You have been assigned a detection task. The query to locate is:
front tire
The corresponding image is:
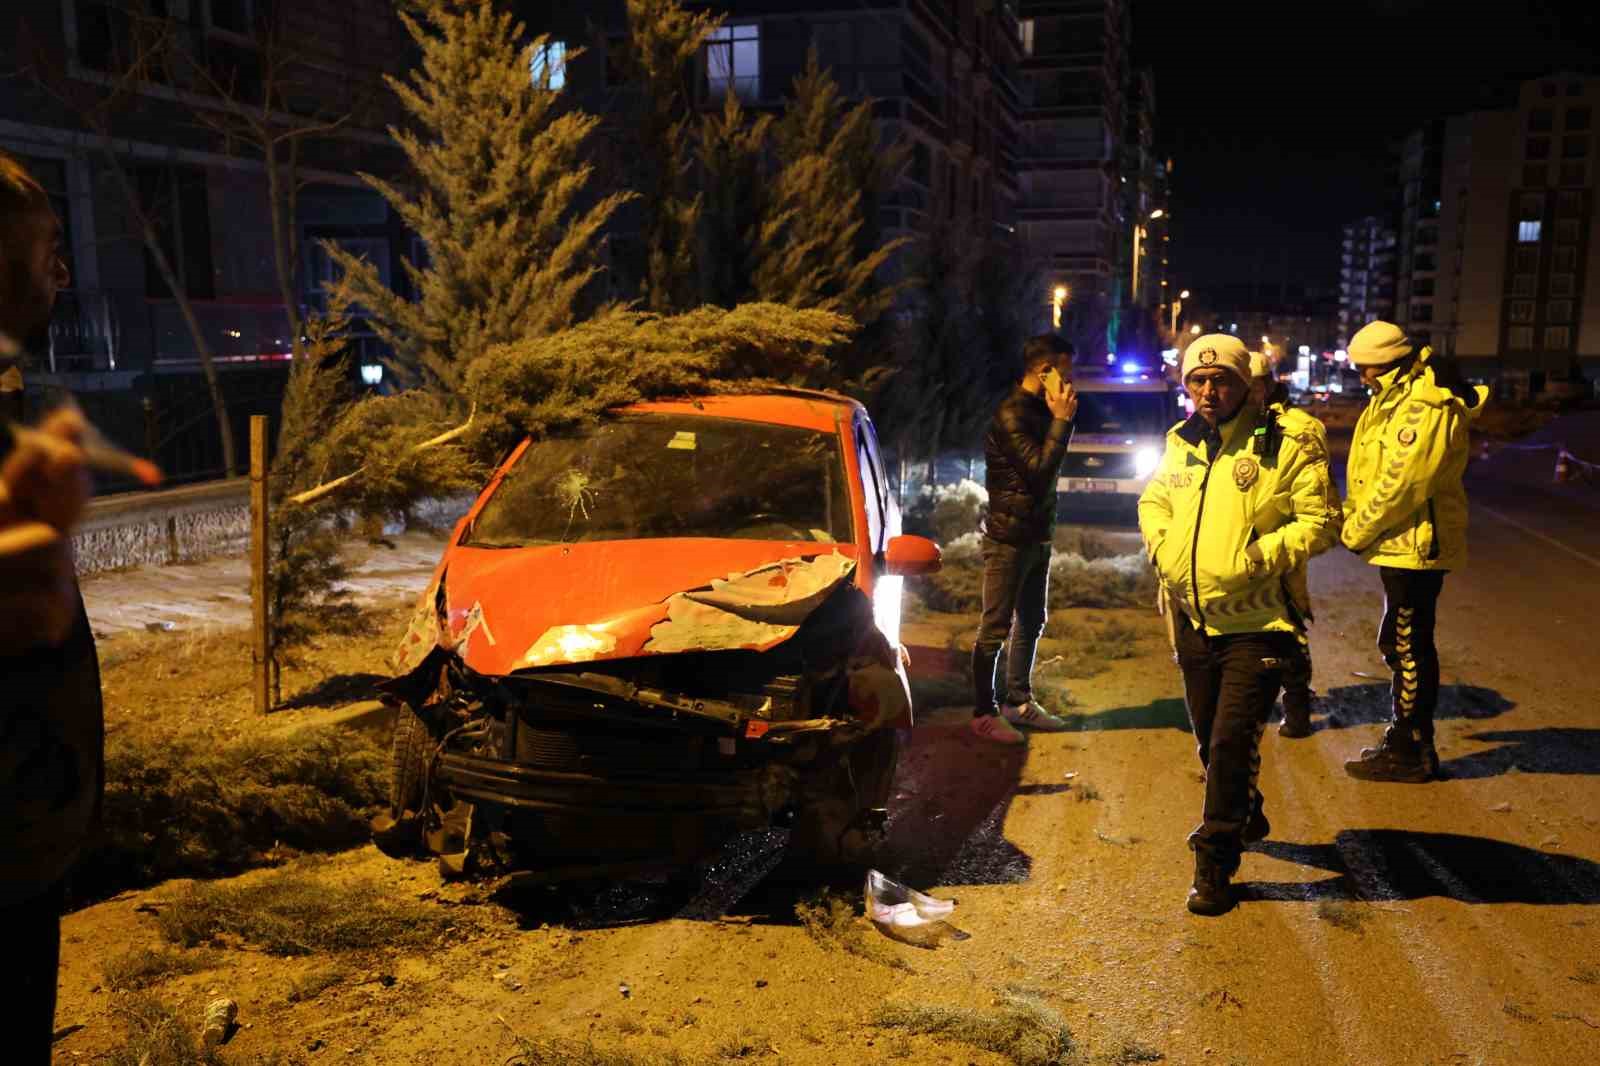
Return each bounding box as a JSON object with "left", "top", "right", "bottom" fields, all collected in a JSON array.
[{"left": 389, "top": 701, "right": 432, "bottom": 818}]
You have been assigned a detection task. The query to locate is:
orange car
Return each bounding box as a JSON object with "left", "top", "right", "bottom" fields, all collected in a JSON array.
[{"left": 379, "top": 389, "right": 941, "bottom": 881}]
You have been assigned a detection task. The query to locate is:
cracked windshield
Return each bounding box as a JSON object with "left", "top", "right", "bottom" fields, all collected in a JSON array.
[{"left": 465, "top": 414, "right": 854, "bottom": 546}]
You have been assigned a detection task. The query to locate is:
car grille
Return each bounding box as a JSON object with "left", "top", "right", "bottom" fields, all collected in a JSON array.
[
  {"left": 514, "top": 724, "right": 706, "bottom": 774},
  {"left": 1061, "top": 452, "right": 1137, "bottom": 479}
]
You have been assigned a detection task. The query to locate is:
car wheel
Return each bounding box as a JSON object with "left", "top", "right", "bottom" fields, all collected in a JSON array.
[
  {"left": 783, "top": 728, "right": 901, "bottom": 876},
  {"left": 389, "top": 701, "right": 434, "bottom": 818}
]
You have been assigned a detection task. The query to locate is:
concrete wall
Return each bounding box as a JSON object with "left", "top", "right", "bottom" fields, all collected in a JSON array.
[{"left": 71, "top": 481, "right": 472, "bottom": 576}]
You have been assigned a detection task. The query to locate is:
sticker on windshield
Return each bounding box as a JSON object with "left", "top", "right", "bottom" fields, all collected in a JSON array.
[{"left": 667, "top": 431, "right": 697, "bottom": 450}]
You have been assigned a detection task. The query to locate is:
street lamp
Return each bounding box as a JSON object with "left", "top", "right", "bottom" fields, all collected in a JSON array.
[
  {"left": 1190, "top": 324, "right": 1201, "bottom": 335},
  {"left": 1051, "top": 285, "right": 1068, "bottom": 329},
  {"left": 1170, "top": 289, "right": 1190, "bottom": 337}
]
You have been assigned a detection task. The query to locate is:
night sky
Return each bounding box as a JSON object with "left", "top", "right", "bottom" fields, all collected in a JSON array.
[{"left": 1135, "top": 0, "right": 1600, "bottom": 295}]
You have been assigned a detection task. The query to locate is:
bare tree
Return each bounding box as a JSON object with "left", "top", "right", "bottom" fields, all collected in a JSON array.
[{"left": 19, "top": 7, "right": 240, "bottom": 474}]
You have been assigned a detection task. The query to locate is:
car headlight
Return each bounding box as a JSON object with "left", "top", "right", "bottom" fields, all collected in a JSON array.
[{"left": 1134, "top": 447, "right": 1160, "bottom": 480}]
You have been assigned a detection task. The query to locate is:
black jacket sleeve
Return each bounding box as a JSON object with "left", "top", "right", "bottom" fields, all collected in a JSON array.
[{"left": 993, "top": 405, "right": 1072, "bottom": 496}]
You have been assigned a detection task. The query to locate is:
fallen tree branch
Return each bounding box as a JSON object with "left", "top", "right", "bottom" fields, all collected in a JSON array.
[{"left": 283, "top": 404, "right": 475, "bottom": 508}]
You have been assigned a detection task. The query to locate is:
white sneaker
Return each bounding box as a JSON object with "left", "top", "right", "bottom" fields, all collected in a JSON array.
[
  {"left": 1001, "top": 700, "right": 1071, "bottom": 732},
  {"left": 969, "top": 713, "right": 1027, "bottom": 745}
]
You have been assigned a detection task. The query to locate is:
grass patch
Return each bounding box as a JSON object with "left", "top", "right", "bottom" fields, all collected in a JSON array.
[
  {"left": 156, "top": 866, "right": 460, "bottom": 956},
  {"left": 1106, "top": 1042, "right": 1165, "bottom": 1063},
  {"left": 795, "top": 890, "right": 911, "bottom": 972},
  {"left": 103, "top": 994, "right": 303, "bottom": 1066},
  {"left": 1314, "top": 901, "right": 1369, "bottom": 933},
  {"left": 102, "top": 947, "right": 219, "bottom": 992},
  {"left": 503, "top": 1034, "right": 690, "bottom": 1066},
  {"left": 73, "top": 729, "right": 388, "bottom": 907},
  {"left": 715, "top": 1028, "right": 774, "bottom": 1059},
  {"left": 874, "top": 991, "right": 1076, "bottom": 1066},
  {"left": 1571, "top": 965, "right": 1600, "bottom": 986},
  {"left": 286, "top": 966, "right": 348, "bottom": 1003}
]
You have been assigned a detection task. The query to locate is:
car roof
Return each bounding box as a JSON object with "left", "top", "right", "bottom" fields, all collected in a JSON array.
[{"left": 620, "top": 390, "right": 863, "bottom": 434}]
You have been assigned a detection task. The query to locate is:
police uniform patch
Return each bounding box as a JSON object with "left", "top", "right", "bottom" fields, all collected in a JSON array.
[
  {"left": 1232, "top": 457, "right": 1259, "bottom": 491},
  {"left": 1198, "top": 348, "right": 1217, "bottom": 366},
  {"left": 1397, "top": 426, "right": 1417, "bottom": 446}
]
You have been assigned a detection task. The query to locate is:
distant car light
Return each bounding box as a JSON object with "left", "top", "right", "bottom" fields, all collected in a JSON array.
[{"left": 1134, "top": 447, "right": 1160, "bottom": 479}]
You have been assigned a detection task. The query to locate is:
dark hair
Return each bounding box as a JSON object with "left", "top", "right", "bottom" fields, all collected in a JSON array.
[
  {"left": 1022, "top": 333, "right": 1074, "bottom": 376},
  {"left": 0, "top": 152, "right": 49, "bottom": 225}
]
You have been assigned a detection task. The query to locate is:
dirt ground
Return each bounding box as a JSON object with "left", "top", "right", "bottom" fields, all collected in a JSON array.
[{"left": 55, "top": 479, "right": 1600, "bottom": 1064}]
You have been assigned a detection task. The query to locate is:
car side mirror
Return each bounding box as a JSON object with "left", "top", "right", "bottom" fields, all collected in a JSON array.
[{"left": 884, "top": 534, "right": 942, "bottom": 577}]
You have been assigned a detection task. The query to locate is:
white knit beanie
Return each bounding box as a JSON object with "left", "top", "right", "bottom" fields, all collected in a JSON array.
[
  {"left": 1248, "top": 351, "right": 1269, "bottom": 379},
  {"left": 1348, "top": 321, "right": 1413, "bottom": 367},
  {"left": 1181, "top": 334, "right": 1251, "bottom": 387}
]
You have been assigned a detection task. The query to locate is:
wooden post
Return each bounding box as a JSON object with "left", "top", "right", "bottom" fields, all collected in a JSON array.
[{"left": 250, "top": 415, "right": 271, "bottom": 714}]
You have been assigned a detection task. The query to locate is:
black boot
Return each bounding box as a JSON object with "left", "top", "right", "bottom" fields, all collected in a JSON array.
[
  {"left": 1346, "top": 729, "right": 1432, "bottom": 783},
  {"left": 1242, "top": 802, "right": 1270, "bottom": 845},
  {"left": 1278, "top": 696, "right": 1313, "bottom": 739},
  {"left": 1187, "top": 850, "right": 1236, "bottom": 916}
]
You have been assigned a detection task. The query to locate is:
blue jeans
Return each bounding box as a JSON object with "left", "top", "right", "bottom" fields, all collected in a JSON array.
[{"left": 972, "top": 538, "right": 1052, "bottom": 715}]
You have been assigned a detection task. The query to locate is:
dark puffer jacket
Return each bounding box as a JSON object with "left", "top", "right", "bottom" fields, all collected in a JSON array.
[{"left": 982, "top": 386, "right": 1073, "bottom": 546}]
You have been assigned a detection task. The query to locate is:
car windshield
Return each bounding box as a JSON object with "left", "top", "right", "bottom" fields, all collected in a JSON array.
[
  {"left": 1072, "top": 391, "right": 1175, "bottom": 435},
  {"left": 465, "top": 413, "right": 855, "bottom": 547}
]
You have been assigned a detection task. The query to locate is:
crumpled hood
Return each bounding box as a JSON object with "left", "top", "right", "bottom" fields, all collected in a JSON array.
[{"left": 393, "top": 540, "right": 859, "bottom": 677}]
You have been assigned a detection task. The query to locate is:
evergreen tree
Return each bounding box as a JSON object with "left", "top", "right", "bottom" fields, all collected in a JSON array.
[
  {"left": 266, "top": 296, "right": 364, "bottom": 706},
  {"left": 753, "top": 50, "right": 909, "bottom": 329},
  {"left": 621, "top": 0, "right": 720, "bottom": 313},
  {"left": 327, "top": 0, "right": 631, "bottom": 390},
  {"left": 696, "top": 89, "right": 772, "bottom": 308}
]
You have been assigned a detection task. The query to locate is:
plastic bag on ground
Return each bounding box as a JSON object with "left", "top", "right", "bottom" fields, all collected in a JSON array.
[{"left": 865, "top": 869, "right": 955, "bottom": 931}]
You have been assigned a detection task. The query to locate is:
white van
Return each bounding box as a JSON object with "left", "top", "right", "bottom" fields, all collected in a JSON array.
[{"left": 1057, "top": 372, "right": 1184, "bottom": 520}]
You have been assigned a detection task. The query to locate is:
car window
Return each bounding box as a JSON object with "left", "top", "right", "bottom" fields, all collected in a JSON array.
[
  {"left": 857, "top": 416, "right": 897, "bottom": 545},
  {"left": 465, "top": 413, "right": 855, "bottom": 547},
  {"left": 1072, "top": 392, "right": 1174, "bottom": 435}
]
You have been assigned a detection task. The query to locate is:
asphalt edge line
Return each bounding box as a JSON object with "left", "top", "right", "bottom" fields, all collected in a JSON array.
[{"left": 1476, "top": 503, "right": 1600, "bottom": 570}]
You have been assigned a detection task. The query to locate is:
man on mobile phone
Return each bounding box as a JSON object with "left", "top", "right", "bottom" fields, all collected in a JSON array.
[{"left": 970, "top": 333, "right": 1078, "bottom": 744}]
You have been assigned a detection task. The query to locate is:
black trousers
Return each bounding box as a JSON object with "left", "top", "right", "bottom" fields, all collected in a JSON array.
[
  {"left": 1281, "top": 628, "right": 1313, "bottom": 717},
  {"left": 1175, "top": 622, "right": 1293, "bottom": 868},
  {"left": 972, "top": 538, "right": 1052, "bottom": 715},
  {"left": 1378, "top": 567, "right": 1447, "bottom": 751},
  {"left": 1, "top": 881, "right": 63, "bottom": 1064}
]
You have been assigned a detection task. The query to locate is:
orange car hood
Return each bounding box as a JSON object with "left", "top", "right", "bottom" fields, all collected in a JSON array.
[{"left": 393, "top": 539, "right": 861, "bottom": 677}]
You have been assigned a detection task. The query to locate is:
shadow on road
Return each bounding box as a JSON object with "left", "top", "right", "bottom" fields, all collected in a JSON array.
[
  {"left": 1067, "top": 697, "right": 1191, "bottom": 732},
  {"left": 1312, "top": 682, "right": 1515, "bottom": 732},
  {"left": 878, "top": 724, "right": 1032, "bottom": 889},
  {"left": 1242, "top": 830, "right": 1600, "bottom": 905},
  {"left": 274, "top": 671, "right": 388, "bottom": 711},
  {"left": 1439, "top": 728, "right": 1600, "bottom": 779}
]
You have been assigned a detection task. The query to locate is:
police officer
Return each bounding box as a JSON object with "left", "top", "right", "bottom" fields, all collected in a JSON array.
[
  {"left": 1140, "top": 335, "right": 1340, "bottom": 915},
  {"left": 1248, "top": 352, "right": 1331, "bottom": 739},
  {"left": 1341, "top": 321, "right": 1487, "bottom": 783}
]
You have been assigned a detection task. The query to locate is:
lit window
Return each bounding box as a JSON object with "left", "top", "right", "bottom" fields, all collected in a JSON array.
[
  {"left": 1517, "top": 220, "right": 1542, "bottom": 243},
  {"left": 531, "top": 40, "right": 566, "bottom": 90},
  {"left": 1508, "top": 326, "right": 1534, "bottom": 350},
  {"left": 707, "top": 23, "right": 760, "bottom": 101},
  {"left": 1545, "top": 326, "right": 1571, "bottom": 350},
  {"left": 1019, "top": 18, "right": 1035, "bottom": 56}
]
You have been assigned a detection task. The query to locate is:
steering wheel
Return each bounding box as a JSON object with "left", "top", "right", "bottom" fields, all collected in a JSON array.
[{"left": 728, "top": 511, "right": 809, "bottom": 539}]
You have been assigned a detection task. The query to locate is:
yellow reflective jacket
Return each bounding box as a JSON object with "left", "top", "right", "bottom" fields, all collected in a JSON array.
[
  {"left": 1342, "top": 353, "right": 1489, "bottom": 571},
  {"left": 1271, "top": 403, "right": 1335, "bottom": 623},
  {"left": 1139, "top": 405, "right": 1341, "bottom": 636}
]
